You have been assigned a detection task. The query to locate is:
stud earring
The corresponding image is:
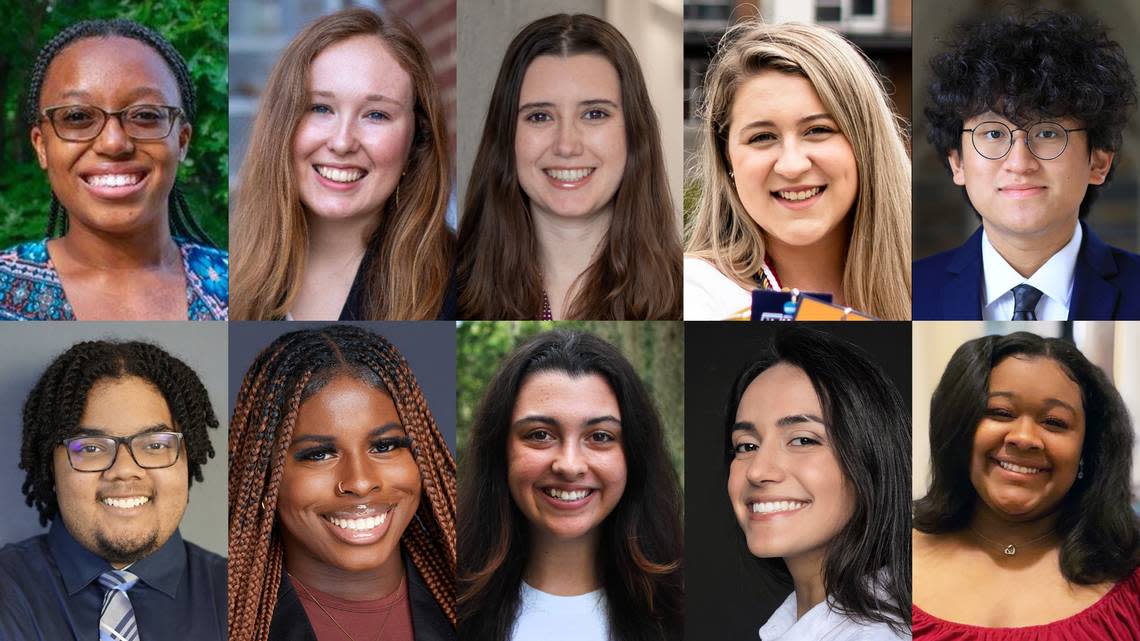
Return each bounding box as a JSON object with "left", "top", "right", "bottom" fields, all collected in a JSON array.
[{"left": 1077, "top": 459, "right": 1084, "bottom": 480}]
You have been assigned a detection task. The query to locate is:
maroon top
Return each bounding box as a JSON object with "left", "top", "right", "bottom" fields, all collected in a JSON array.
[
  {"left": 292, "top": 574, "right": 414, "bottom": 641},
  {"left": 913, "top": 565, "right": 1140, "bottom": 640}
]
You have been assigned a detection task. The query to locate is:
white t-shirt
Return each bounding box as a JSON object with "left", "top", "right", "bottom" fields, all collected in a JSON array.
[
  {"left": 509, "top": 582, "right": 610, "bottom": 641},
  {"left": 758, "top": 592, "right": 910, "bottom": 641}
]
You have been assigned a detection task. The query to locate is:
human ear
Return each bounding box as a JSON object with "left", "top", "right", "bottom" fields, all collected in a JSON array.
[
  {"left": 31, "top": 126, "right": 47, "bottom": 169},
  {"left": 948, "top": 149, "right": 966, "bottom": 186},
  {"left": 1087, "top": 149, "right": 1113, "bottom": 186},
  {"left": 178, "top": 122, "right": 193, "bottom": 162}
]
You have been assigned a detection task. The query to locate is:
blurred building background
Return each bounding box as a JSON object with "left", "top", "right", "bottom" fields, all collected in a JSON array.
[
  {"left": 913, "top": 0, "right": 1140, "bottom": 259},
  {"left": 228, "top": 0, "right": 457, "bottom": 224},
  {"left": 683, "top": 0, "right": 912, "bottom": 156},
  {"left": 913, "top": 321, "right": 1140, "bottom": 514}
]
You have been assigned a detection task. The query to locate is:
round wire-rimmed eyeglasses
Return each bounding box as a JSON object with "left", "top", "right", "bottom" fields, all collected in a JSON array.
[{"left": 962, "top": 121, "right": 1087, "bottom": 161}]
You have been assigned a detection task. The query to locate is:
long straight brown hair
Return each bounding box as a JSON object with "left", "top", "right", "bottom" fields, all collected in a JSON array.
[
  {"left": 457, "top": 14, "right": 682, "bottom": 320},
  {"left": 231, "top": 8, "right": 454, "bottom": 320}
]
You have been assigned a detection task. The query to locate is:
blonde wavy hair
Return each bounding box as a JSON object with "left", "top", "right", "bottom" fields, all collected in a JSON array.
[{"left": 686, "top": 20, "right": 911, "bottom": 320}]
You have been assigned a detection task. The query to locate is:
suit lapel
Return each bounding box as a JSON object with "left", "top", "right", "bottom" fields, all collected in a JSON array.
[
  {"left": 1070, "top": 222, "right": 1119, "bottom": 319},
  {"left": 942, "top": 228, "right": 985, "bottom": 319}
]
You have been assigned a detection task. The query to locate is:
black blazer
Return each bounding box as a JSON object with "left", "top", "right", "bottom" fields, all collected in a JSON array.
[{"left": 267, "top": 559, "right": 455, "bottom": 641}]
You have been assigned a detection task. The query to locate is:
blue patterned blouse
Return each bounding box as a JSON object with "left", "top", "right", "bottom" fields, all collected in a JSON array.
[{"left": 0, "top": 238, "right": 228, "bottom": 320}]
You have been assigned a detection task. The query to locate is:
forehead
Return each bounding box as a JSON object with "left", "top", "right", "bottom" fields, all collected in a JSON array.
[
  {"left": 511, "top": 371, "right": 620, "bottom": 420},
  {"left": 308, "top": 35, "right": 413, "bottom": 104},
  {"left": 988, "top": 355, "right": 1083, "bottom": 414},
  {"left": 736, "top": 363, "right": 821, "bottom": 421},
  {"left": 518, "top": 54, "right": 621, "bottom": 105},
  {"left": 729, "top": 70, "right": 826, "bottom": 129},
  {"left": 79, "top": 376, "right": 174, "bottom": 436},
  {"left": 40, "top": 36, "right": 181, "bottom": 107},
  {"left": 295, "top": 374, "right": 401, "bottom": 437}
]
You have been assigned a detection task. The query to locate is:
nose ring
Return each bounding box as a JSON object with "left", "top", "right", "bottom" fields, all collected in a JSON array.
[{"left": 336, "top": 481, "right": 346, "bottom": 495}]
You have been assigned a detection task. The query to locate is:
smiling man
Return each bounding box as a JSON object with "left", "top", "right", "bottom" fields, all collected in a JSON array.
[
  {"left": 0, "top": 340, "right": 225, "bottom": 641},
  {"left": 913, "top": 9, "right": 1140, "bottom": 320}
]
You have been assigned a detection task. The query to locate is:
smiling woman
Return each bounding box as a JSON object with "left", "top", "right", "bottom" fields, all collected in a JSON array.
[
  {"left": 230, "top": 8, "right": 455, "bottom": 321},
  {"left": 685, "top": 20, "right": 911, "bottom": 320},
  {"left": 457, "top": 331, "right": 682, "bottom": 641},
  {"left": 457, "top": 14, "right": 682, "bottom": 320},
  {"left": 0, "top": 19, "right": 227, "bottom": 320},
  {"left": 227, "top": 325, "right": 456, "bottom": 641},
  {"left": 912, "top": 332, "right": 1140, "bottom": 640}
]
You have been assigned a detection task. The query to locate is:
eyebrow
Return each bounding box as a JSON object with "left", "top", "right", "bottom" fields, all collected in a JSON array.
[
  {"left": 512, "top": 414, "right": 622, "bottom": 428},
  {"left": 988, "top": 391, "right": 1079, "bottom": 415},
  {"left": 290, "top": 422, "right": 404, "bottom": 447},
  {"left": 731, "top": 414, "right": 825, "bottom": 433},
  {"left": 738, "top": 113, "right": 834, "bottom": 131},
  {"left": 518, "top": 99, "right": 621, "bottom": 112},
  {"left": 72, "top": 424, "right": 174, "bottom": 438},
  {"left": 56, "top": 87, "right": 170, "bottom": 103},
  {"left": 310, "top": 90, "right": 403, "bottom": 106}
]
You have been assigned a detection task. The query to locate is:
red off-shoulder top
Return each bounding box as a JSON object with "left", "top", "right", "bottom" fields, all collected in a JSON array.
[{"left": 913, "top": 565, "right": 1140, "bottom": 640}]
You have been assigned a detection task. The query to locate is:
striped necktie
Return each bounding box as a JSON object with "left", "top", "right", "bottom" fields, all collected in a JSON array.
[{"left": 99, "top": 569, "right": 140, "bottom": 641}]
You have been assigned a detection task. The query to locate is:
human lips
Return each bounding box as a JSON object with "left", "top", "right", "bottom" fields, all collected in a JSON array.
[
  {"left": 538, "top": 485, "right": 597, "bottom": 508},
  {"left": 998, "top": 184, "right": 1046, "bottom": 199},
  {"left": 98, "top": 493, "right": 153, "bottom": 511},
  {"left": 79, "top": 165, "right": 151, "bottom": 199},
  {"left": 744, "top": 495, "right": 811, "bottom": 520},
  {"left": 543, "top": 167, "right": 595, "bottom": 189},
  {"left": 313, "top": 163, "right": 368, "bottom": 184},
  {"left": 320, "top": 504, "right": 396, "bottom": 544},
  {"left": 770, "top": 184, "right": 826, "bottom": 209},
  {"left": 990, "top": 456, "right": 1050, "bottom": 476}
]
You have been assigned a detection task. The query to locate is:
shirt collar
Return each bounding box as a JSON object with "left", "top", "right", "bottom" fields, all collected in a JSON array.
[
  {"left": 48, "top": 519, "right": 187, "bottom": 599},
  {"left": 981, "top": 222, "right": 1081, "bottom": 307}
]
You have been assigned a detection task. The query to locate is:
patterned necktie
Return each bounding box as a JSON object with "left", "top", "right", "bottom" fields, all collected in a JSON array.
[
  {"left": 1011, "top": 284, "right": 1043, "bottom": 321},
  {"left": 99, "top": 570, "right": 140, "bottom": 641}
]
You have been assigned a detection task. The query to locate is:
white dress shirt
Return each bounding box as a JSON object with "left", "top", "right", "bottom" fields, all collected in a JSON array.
[
  {"left": 981, "top": 222, "right": 1081, "bottom": 320},
  {"left": 758, "top": 592, "right": 910, "bottom": 641},
  {"left": 684, "top": 256, "right": 780, "bottom": 320}
]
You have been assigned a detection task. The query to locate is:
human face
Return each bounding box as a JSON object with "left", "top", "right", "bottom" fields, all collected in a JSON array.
[
  {"left": 292, "top": 36, "right": 415, "bottom": 224},
  {"left": 31, "top": 37, "right": 191, "bottom": 235},
  {"left": 949, "top": 112, "right": 1113, "bottom": 245},
  {"left": 970, "top": 355, "right": 1085, "bottom": 521},
  {"left": 727, "top": 363, "right": 854, "bottom": 562},
  {"left": 726, "top": 70, "right": 857, "bottom": 250},
  {"left": 507, "top": 371, "right": 627, "bottom": 545},
  {"left": 278, "top": 375, "right": 421, "bottom": 576},
  {"left": 515, "top": 54, "right": 627, "bottom": 221},
  {"left": 52, "top": 377, "right": 189, "bottom": 567}
]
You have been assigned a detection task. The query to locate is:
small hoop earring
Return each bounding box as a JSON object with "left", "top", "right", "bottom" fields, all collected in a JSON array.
[
  {"left": 395, "top": 169, "right": 407, "bottom": 209},
  {"left": 1077, "top": 459, "right": 1085, "bottom": 480}
]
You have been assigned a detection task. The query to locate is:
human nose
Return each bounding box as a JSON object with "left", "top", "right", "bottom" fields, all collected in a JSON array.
[
  {"left": 1004, "top": 416, "right": 1044, "bottom": 451},
  {"left": 744, "top": 441, "right": 786, "bottom": 485},
  {"left": 1001, "top": 130, "right": 1041, "bottom": 172},
  {"left": 553, "top": 120, "right": 583, "bottom": 157},
  {"left": 91, "top": 113, "right": 135, "bottom": 158},
  {"left": 336, "top": 453, "right": 381, "bottom": 496},
  {"left": 551, "top": 441, "right": 587, "bottom": 478},
  {"left": 327, "top": 115, "right": 360, "bottom": 155},
  {"left": 772, "top": 139, "right": 811, "bottom": 179},
  {"left": 102, "top": 441, "right": 145, "bottom": 480}
]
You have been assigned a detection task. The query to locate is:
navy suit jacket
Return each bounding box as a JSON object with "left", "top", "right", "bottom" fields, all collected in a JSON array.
[{"left": 913, "top": 222, "right": 1140, "bottom": 320}]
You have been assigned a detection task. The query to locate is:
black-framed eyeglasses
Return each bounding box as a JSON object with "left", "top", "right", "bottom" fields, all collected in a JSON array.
[
  {"left": 60, "top": 431, "right": 184, "bottom": 472},
  {"left": 962, "top": 121, "right": 1087, "bottom": 161},
  {"left": 40, "top": 104, "right": 183, "bottom": 142}
]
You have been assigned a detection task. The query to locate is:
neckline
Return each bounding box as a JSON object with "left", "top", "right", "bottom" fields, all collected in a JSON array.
[{"left": 913, "top": 566, "right": 1137, "bottom": 632}]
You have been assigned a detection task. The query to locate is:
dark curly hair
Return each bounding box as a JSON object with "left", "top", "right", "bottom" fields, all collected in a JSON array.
[
  {"left": 913, "top": 332, "right": 1140, "bottom": 584},
  {"left": 19, "top": 340, "right": 219, "bottom": 526},
  {"left": 25, "top": 18, "right": 212, "bottom": 243},
  {"left": 925, "top": 9, "right": 1138, "bottom": 218}
]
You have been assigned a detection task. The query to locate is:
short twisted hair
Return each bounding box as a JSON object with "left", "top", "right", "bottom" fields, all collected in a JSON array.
[
  {"left": 19, "top": 340, "right": 218, "bottom": 526},
  {"left": 925, "top": 9, "right": 1137, "bottom": 218},
  {"left": 228, "top": 325, "right": 457, "bottom": 641}
]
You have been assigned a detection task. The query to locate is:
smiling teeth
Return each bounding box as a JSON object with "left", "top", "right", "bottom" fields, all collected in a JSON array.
[
  {"left": 999, "top": 461, "right": 1043, "bottom": 474},
  {"left": 87, "top": 174, "right": 141, "bottom": 188},
  {"left": 103, "top": 496, "right": 149, "bottom": 509},
  {"left": 545, "top": 488, "right": 590, "bottom": 501},
  {"left": 316, "top": 166, "right": 364, "bottom": 183},
  {"left": 328, "top": 513, "right": 387, "bottom": 530},
  {"left": 545, "top": 168, "right": 592, "bottom": 182},
  {"left": 777, "top": 187, "right": 822, "bottom": 201},
  {"left": 751, "top": 500, "right": 808, "bottom": 514}
]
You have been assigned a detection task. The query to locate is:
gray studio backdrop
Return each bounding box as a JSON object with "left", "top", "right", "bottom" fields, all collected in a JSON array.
[
  {"left": 227, "top": 321, "right": 458, "bottom": 452},
  {"left": 0, "top": 323, "right": 228, "bottom": 557}
]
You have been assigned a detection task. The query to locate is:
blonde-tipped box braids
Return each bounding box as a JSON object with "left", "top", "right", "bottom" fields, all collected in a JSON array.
[{"left": 228, "top": 325, "right": 456, "bottom": 641}]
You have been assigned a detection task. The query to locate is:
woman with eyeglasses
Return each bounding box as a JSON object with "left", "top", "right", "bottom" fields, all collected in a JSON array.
[{"left": 0, "top": 19, "right": 227, "bottom": 321}]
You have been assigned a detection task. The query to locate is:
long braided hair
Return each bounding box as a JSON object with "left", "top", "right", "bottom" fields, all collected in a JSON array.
[
  {"left": 25, "top": 18, "right": 213, "bottom": 244},
  {"left": 228, "top": 325, "right": 457, "bottom": 641}
]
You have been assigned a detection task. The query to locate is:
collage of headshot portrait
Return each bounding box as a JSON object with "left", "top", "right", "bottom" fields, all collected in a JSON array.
[{"left": 0, "top": 1, "right": 1137, "bottom": 640}]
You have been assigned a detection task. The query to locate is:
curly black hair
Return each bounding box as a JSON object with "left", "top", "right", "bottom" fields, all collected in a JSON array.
[
  {"left": 925, "top": 9, "right": 1138, "bottom": 218},
  {"left": 19, "top": 340, "right": 219, "bottom": 527},
  {"left": 25, "top": 18, "right": 212, "bottom": 243}
]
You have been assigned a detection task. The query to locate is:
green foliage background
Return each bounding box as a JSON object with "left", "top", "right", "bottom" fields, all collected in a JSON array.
[
  {"left": 456, "top": 321, "right": 685, "bottom": 488},
  {"left": 0, "top": 0, "right": 228, "bottom": 248}
]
